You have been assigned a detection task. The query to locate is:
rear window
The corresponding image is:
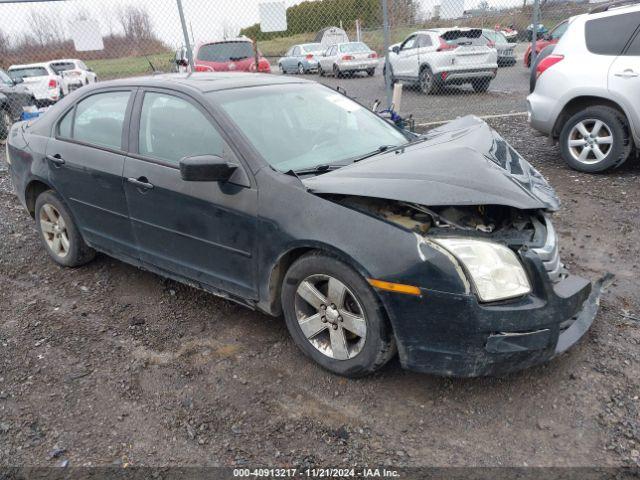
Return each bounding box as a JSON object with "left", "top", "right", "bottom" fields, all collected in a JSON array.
[
  {"left": 301, "top": 43, "right": 323, "bottom": 53},
  {"left": 339, "top": 43, "right": 370, "bottom": 53},
  {"left": 8, "top": 67, "right": 48, "bottom": 79},
  {"left": 50, "top": 62, "right": 76, "bottom": 74},
  {"left": 483, "top": 30, "right": 508, "bottom": 45},
  {"left": 197, "top": 42, "right": 254, "bottom": 62},
  {"left": 585, "top": 12, "right": 640, "bottom": 56},
  {"left": 441, "top": 29, "right": 486, "bottom": 47}
]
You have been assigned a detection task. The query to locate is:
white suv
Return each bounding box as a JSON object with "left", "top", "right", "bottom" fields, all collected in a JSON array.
[
  {"left": 527, "top": 2, "right": 640, "bottom": 172},
  {"left": 385, "top": 28, "right": 498, "bottom": 94}
]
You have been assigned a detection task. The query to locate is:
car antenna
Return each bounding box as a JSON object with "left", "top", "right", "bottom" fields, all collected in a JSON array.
[{"left": 144, "top": 55, "right": 158, "bottom": 74}]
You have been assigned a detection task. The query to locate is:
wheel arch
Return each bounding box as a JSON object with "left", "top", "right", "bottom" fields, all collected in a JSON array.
[
  {"left": 552, "top": 96, "right": 631, "bottom": 141},
  {"left": 261, "top": 242, "right": 377, "bottom": 317},
  {"left": 25, "top": 178, "right": 54, "bottom": 218}
]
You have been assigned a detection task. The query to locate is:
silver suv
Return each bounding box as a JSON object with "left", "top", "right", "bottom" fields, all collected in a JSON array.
[{"left": 527, "top": 2, "right": 640, "bottom": 172}]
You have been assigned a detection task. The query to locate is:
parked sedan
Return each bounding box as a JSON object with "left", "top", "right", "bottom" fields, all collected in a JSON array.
[
  {"left": 278, "top": 43, "right": 324, "bottom": 74},
  {"left": 1, "top": 68, "right": 36, "bottom": 140},
  {"left": 482, "top": 29, "right": 516, "bottom": 66},
  {"left": 48, "top": 59, "right": 98, "bottom": 92},
  {"left": 318, "top": 42, "right": 378, "bottom": 77},
  {"left": 8, "top": 63, "right": 65, "bottom": 106},
  {"left": 7, "top": 73, "right": 607, "bottom": 378}
]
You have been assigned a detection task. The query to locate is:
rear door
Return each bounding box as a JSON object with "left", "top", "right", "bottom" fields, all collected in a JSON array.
[
  {"left": 123, "top": 88, "right": 258, "bottom": 299},
  {"left": 45, "top": 88, "right": 137, "bottom": 258}
]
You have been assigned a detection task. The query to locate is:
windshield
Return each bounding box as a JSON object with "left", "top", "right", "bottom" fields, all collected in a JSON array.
[
  {"left": 340, "top": 42, "right": 370, "bottom": 53},
  {"left": 211, "top": 84, "right": 409, "bottom": 172},
  {"left": 197, "top": 42, "right": 254, "bottom": 62},
  {"left": 50, "top": 62, "right": 76, "bottom": 74},
  {"left": 9, "top": 67, "right": 48, "bottom": 79}
]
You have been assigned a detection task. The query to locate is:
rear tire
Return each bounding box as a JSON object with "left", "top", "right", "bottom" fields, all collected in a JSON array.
[
  {"left": 282, "top": 252, "right": 396, "bottom": 377},
  {"left": 367, "top": 68, "right": 375, "bottom": 77},
  {"left": 383, "top": 64, "right": 396, "bottom": 85},
  {"left": 472, "top": 78, "right": 490, "bottom": 93},
  {"left": 297, "top": 63, "right": 305, "bottom": 75},
  {"left": 35, "top": 190, "right": 95, "bottom": 267},
  {"left": 419, "top": 67, "right": 439, "bottom": 94},
  {"left": 559, "top": 106, "right": 632, "bottom": 173}
]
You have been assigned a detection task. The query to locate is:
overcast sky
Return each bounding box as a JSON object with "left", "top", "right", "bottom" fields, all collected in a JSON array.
[{"left": 0, "top": 0, "right": 517, "bottom": 48}]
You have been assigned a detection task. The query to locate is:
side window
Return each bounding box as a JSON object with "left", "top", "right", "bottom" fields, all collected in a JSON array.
[
  {"left": 417, "top": 35, "right": 432, "bottom": 48},
  {"left": 73, "top": 91, "right": 130, "bottom": 149},
  {"left": 550, "top": 22, "right": 568, "bottom": 40},
  {"left": 138, "top": 92, "right": 227, "bottom": 164},
  {"left": 586, "top": 12, "right": 640, "bottom": 55},
  {"left": 401, "top": 35, "right": 417, "bottom": 50},
  {"left": 57, "top": 109, "right": 73, "bottom": 138},
  {"left": 626, "top": 31, "right": 640, "bottom": 56},
  {"left": 292, "top": 46, "right": 300, "bottom": 56}
]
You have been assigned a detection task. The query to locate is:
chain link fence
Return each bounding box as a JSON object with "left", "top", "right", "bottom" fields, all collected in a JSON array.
[{"left": 0, "top": 0, "right": 598, "bottom": 131}]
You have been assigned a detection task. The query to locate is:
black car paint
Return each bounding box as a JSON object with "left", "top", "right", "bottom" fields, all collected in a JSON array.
[{"left": 8, "top": 73, "right": 603, "bottom": 377}]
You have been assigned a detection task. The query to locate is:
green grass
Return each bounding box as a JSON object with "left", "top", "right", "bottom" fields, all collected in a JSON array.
[{"left": 85, "top": 51, "right": 174, "bottom": 80}]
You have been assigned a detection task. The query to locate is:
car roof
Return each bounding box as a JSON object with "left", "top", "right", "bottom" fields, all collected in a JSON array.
[
  {"left": 48, "top": 59, "right": 80, "bottom": 64},
  {"left": 9, "top": 63, "right": 50, "bottom": 69},
  {"left": 87, "top": 72, "right": 314, "bottom": 93}
]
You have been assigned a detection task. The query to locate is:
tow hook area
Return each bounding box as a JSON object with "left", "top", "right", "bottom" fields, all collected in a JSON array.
[{"left": 485, "top": 272, "right": 614, "bottom": 355}]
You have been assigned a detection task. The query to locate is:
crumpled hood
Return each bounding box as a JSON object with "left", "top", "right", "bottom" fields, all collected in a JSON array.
[{"left": 303, "top": 115, "right": 559, "bottom": 211}]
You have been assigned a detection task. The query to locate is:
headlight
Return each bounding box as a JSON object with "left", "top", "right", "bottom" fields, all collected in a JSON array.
[{"left": 434, "top": 238, "right": 531, "bottom": 302}]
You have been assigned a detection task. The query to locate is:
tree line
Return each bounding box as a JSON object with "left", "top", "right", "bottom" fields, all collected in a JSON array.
[{"left": 240, "top": 0, "right": 419, "bottom": 41}]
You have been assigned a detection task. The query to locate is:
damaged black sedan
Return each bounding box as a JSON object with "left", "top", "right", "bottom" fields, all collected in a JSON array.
[{"left": 7, "top": 73, "right": 607, "bottom": 377}]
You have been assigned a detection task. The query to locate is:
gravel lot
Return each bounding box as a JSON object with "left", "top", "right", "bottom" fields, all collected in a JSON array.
[
  {"left": 0, "top": 116, "right": 639, "bottom": 469},
  {"left": 296, "top": 43, "right": 530, "bottom": 123}
]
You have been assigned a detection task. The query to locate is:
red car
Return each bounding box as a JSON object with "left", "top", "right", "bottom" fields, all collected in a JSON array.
[
  {"left": 193, "top": 39, "right": 271, "bottom": 73},
  {"left": 524, "top": 20, "right": 569, "bottom": 68}
]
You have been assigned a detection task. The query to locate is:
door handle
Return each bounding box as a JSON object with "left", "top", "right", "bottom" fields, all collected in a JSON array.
[
  {"left": 127, "top": 177, "right": 154, "bottom": 190},
  {"left": 46, "top": 154, "right": 65, "bottom": 165},
  {"left": 615, "top": 69, "right": 639, "bottom": 78}
]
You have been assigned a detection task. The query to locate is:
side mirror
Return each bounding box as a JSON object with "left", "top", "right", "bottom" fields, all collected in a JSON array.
[
  {"left": 392, "top": 45, "right": 401, "bottom": 54},
  {"left": 179, "top": 155, "right": 238, "bottom": 182},
  {"left": 13, "top": 77, "right": 24, "bottom": 85}
]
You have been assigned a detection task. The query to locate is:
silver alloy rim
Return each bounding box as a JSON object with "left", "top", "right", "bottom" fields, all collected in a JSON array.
[
  {"left": 298, "top": 63, "right": 304, "bottom": 74},
  {"left": 39, "top": 203, "right": 70, "bottom": 258},
  {"left": 568, "top": 119, "right": 613, "bottom": 165},
  {"left": 421, "top": 70, "right": 432, "bottom": 92},
  {"left": 294, "top": 274, "right": 367, "bottom": 360}
]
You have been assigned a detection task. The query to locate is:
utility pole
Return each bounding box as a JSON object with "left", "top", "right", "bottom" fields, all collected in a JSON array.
[
  {"left": 176, "top": 0, "right": 194, "bottom": 71},
  {"left": 381, "top": 0, "right": 392, "bottom": 109}
]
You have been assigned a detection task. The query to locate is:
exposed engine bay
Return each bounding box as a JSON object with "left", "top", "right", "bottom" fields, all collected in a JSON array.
[{"left": 329, "top": 195, "right": 549, "bottom": 249}]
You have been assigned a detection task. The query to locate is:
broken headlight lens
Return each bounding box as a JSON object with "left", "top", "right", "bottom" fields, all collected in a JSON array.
[{"left": 434, "top": 238, "right": 531, "bottom": 302}]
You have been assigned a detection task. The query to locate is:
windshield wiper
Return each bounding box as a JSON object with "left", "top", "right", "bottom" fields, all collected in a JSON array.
[
  {"left": 292, "top": 163, "right": 346, "bottom": 176},
  {"left": 351, "top": 144, "right": 401, "bottom": 163}
]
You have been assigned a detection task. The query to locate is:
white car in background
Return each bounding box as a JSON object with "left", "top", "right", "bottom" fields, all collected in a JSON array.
[
  {"left": 318, "top": 42, "right": 379, "bottom": 77},
  {"left": 8, "top": 63, "right": 65, "bottom": 106},
  {"left": 48, "top": 59, "right": 98, "bottom": 92},
  {"left": 385, "top": 28, "right": 498, "bottom": 94}
]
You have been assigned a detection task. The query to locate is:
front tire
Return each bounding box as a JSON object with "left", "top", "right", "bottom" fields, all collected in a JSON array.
[
  {"left": 559, "top": 106, "right": 632, "bottom": 173},
  {"left": 297, "top": 63, "right": 305, "bottom": 75},
  {"left": 35, "top": 190, "right": 95, "bottom": 267},
  {"left": 333, "top": 64, "right": 342, "bottom": 78},
  {"left": 282, "top": 252, "right": 396, "bottom": 377}
]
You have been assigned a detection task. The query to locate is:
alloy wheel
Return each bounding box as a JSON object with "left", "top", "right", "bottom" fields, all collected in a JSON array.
[
  {"left": 294, "top": 274, "right": 367, "bottom": 360},
  {"left": 568, "top": 119, "right": 613, "bottom": 165},
  {"left": 298, "top": 63, "right": 305, "bottom": 74},
  {"left": 39, "top": 203, "right": 70, "bottom": 258},
  {"left": 420, "top": 69, "right": 432, "bottom": 93}
]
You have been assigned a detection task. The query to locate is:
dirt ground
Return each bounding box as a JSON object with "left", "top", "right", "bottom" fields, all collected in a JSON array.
[{"left": 0, "top": 116, "right": 639, "bottom": 469}]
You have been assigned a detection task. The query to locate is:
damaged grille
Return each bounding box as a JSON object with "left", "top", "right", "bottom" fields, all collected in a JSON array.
[{"left": 532, "top": 217, "right": 566, "bottom": 283}]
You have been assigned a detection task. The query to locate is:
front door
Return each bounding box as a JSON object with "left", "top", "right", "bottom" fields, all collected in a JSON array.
[
  {"left": 46, "top": 89, "right": 137, "bottom": 258},
  {"left": 609, "top": 21, "right": 640, "bottom": 137},
  {"left": 123, "top": 89, "right": 258, "bottom": 299},
  {"left": 394, "top": 35, "right": 420, "bottom": 78}
]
